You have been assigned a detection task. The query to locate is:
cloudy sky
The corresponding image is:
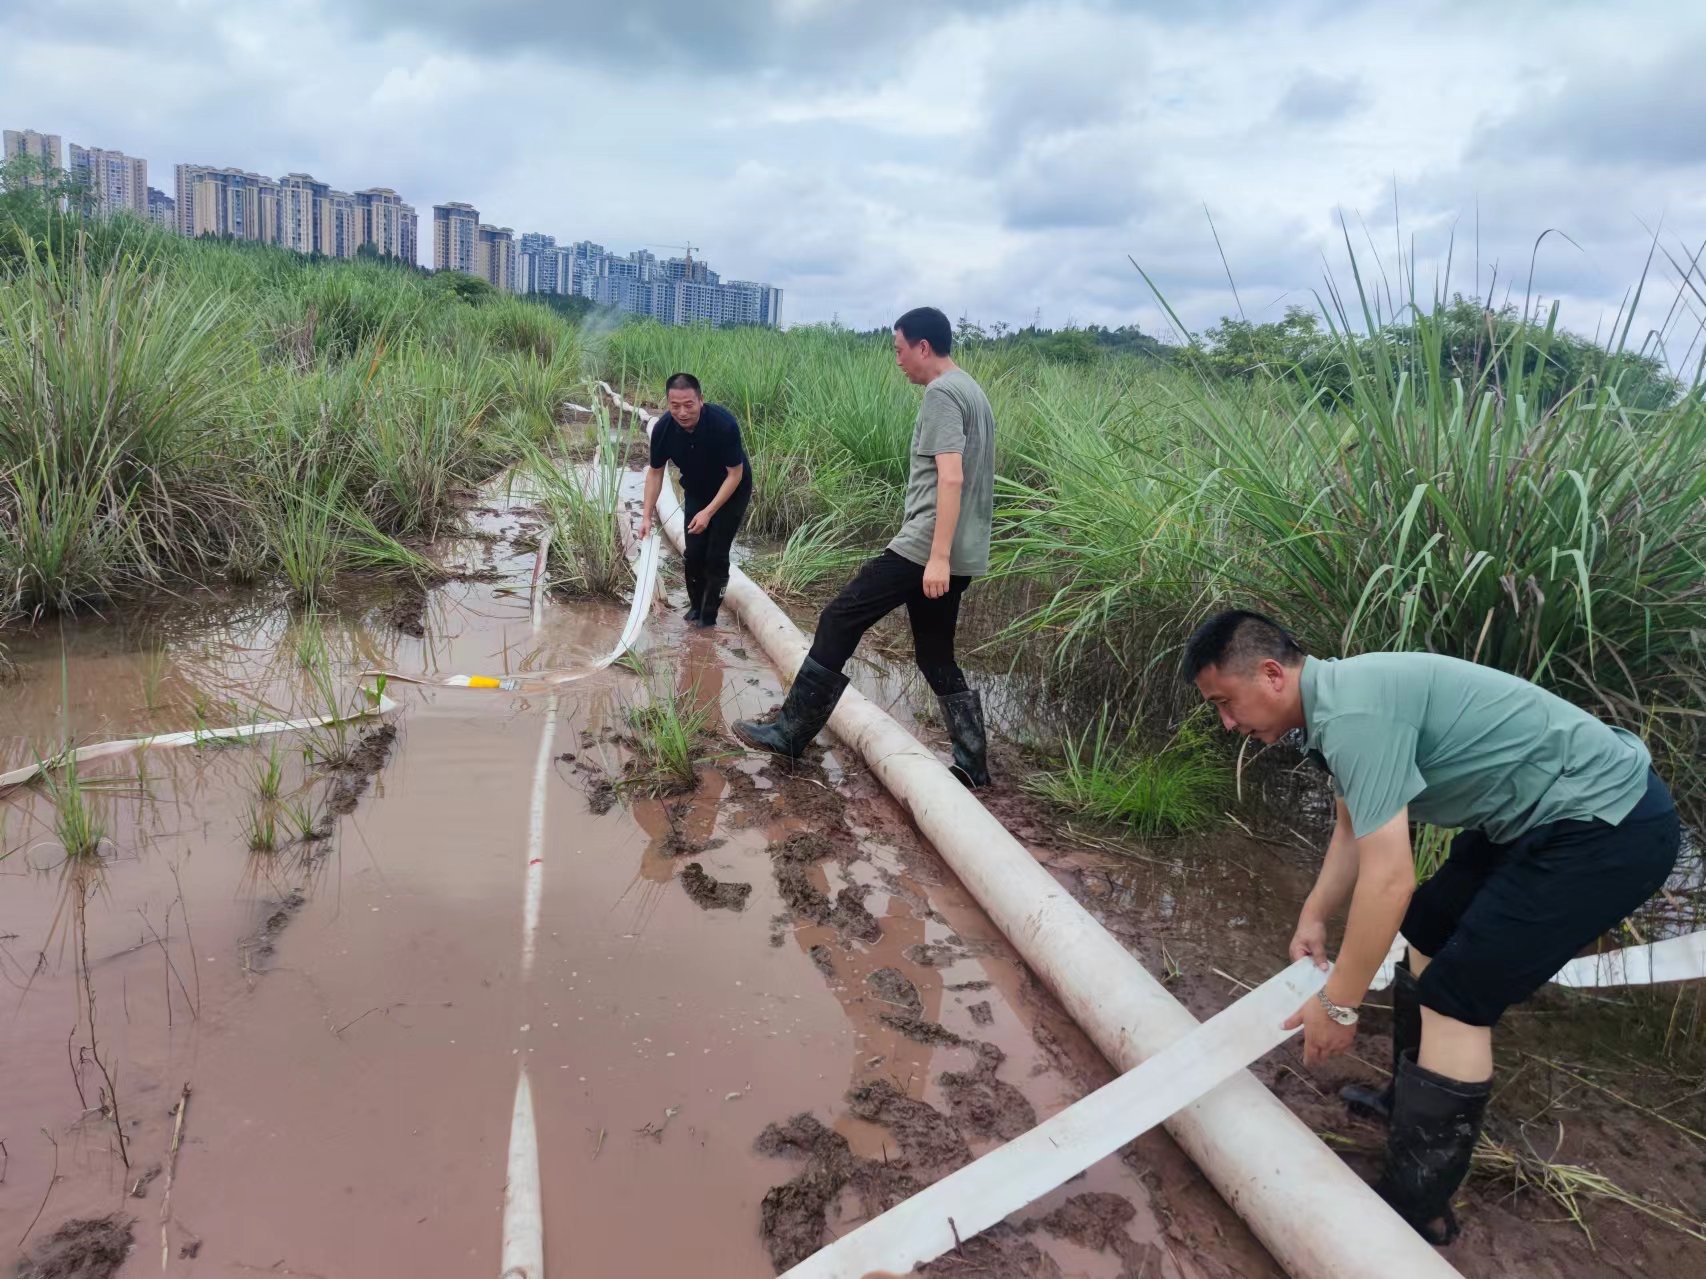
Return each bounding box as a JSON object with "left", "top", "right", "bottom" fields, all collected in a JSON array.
[{"left": 5, "top": 0, "right": 1705, "bottom": 350}]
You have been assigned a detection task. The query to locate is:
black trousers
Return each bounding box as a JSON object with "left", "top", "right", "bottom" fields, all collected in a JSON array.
[
  {"left": 807, "top": 550, "right": 971, "bottom": 696},
  {"left": 1403, "top": 769, "right": 1681, "bottom": 1027},
  {"left": 682, "top": 484, "right": 750, "bottom": 619}
]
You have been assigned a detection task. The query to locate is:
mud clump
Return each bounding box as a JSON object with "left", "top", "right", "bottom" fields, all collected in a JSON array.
[
  {"left": 829, "top": 884, "right": 881, "bottom": 942},
  {"left": 345, "top": 722, "right": 398, "bottom": 775},
  {"left": 560, "top": 753, "right": 619, "bottom": 815},
  {"left": 769, "top": 833, "right": 880, "bottom": 940},
  {"left": 325, "top": 724, "right": 399, "bottom": 816},
  {"left": 1031, "top": 1192, "right": 1138, "bottom": 1251},
  {"left": 586, "top": 778, "right": 617, "bottom": 815},
  {"left": 16, "top": 1214, "right": 134, "bottom": 1279},
  {"left": 385, "top": 588, "right": 427, "bottom": 638},
  {"left": 916, "top": 1224, "right": 1062, "bottom": 1278},
  {"left": 867, "top": 967, "right": 923, "bottom": 1014},
  {"left": 248, "top": 888, "right": 308, "bottom": 964},
  {"left": 847, "top": 1080, "right": 971, "bottom": 1176},
  {"left": 880, "top": 1013, "right": 964, "bottom": 1048},
  {"left": 1028, "top": 1193, "right": 1158, "bottom": 1275},
  {"left": 773, "top": 831, "right": 834, "bottom": 865},
  {"left": 775, "top": 863, "right": 832, "bottom": 924},
  {"left": 969, "top": 1000, "right": 994, "bottom": 1026},
  {"left": 940, "top": 1041, "right": 1038, "bottom": 1142},
  {"left": 808, "top": 944, "right": 836, "bottom": 977},
  {"left": 680, "top": 862, "right": 751, "bottom": 912},
  {"left": 754, "top": 1114, "right": 920, "bottom": 1272},
  {"left": 905, "top": 942, "right": 963, "bottom": 968}
]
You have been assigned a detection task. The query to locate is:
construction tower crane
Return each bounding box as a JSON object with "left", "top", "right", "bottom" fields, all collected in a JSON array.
[{"left": 647, "top": 242, "right": 700, "bottom": 264}]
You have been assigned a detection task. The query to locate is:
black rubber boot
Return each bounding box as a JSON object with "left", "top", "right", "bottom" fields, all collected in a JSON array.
[
  {"left": 938, "top": 690, "right": 991, "bottom": 788},
  {"left": 682, "top": 570, "right": 704, "bottom": 624},
  {"left": 697, "top": 573, "right": 728, "bottom": 628},
  {"left": 1375, "top": 1050, "right": 1491, "bottom": 1245},
  {"left": 733, "top": 656, "right": 849, "bottom": 761},
  {"left": 1342, "top": 958, "right": 1420, "bottom": 1124}
]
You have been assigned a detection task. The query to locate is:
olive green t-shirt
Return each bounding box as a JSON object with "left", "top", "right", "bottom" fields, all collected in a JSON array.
[
  {"left": 887, "top": 368, "right": 996, "bottom": 577},
  {"left": 1300, "top": 653, "right": 1651, "bottom": 842}
]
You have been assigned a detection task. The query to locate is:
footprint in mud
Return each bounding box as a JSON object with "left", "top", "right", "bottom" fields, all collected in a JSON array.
[{"left": 679, "top": 862, "right": 751, "bottom": 912}]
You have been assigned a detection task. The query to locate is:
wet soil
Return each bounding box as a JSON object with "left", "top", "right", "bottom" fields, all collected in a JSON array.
[
  {"left": 681, "top": 862, "right": 752, "bottom": 912},
  {"left": 15, "top": 1215, "right": 134, "bottom": 1279},
  {"left": 754, "top": 1114, "right": 922, "bottom": 1271}
]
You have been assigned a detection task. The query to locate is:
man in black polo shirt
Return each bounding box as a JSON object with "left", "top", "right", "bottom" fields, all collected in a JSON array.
[{"left": 638, "top": 373, "right": 752, "bottom": 628}]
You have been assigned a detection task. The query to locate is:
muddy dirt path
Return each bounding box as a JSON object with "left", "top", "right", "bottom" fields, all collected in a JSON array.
[{"left": 1, "top": 489, "right": 1277, "bottom": 1278}]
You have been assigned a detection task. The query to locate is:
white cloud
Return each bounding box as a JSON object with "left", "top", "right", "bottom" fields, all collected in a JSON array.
[{"left": 3, "top": 0, "right": 1704, "bottom": 349}]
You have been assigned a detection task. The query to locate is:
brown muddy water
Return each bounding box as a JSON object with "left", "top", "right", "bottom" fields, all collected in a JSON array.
[
  {"left": 6, "top": 473, "right": 1703, "bottom": 1279},
  {"left": 0, "top": 493, "right": 1275, "bottom": 1279}
]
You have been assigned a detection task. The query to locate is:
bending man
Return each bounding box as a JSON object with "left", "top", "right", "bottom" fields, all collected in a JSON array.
[
  {"left": 735, "top": 306, "right": 996, "bottom": 787},
  {"left": 1184, "top": 610, "right": 1680, "bottom": 1243},
  {"left": 639, "top": 373, "right": 752, "bottom": 629}
]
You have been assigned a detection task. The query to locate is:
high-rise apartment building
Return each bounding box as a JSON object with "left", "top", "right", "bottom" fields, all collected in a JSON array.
[
  {"left": 278, "top": 172, "right": 327, "bottom": 255},
  {"left": 176, "top": 164, "right": 282, "bottom": 243},
  {"left": 727, "top": 281, "right": 784, "bottom": 328},
  {"left": 476, "top": 224, "right": 517, "bottom": 293},
  {"left": 433, "top": 201, "right": 480, "bottom": 274},
  {"left": 147, "top": 187, "right": 175, "bottom": 229},
  {"left": 325, "top": 190, "right": 359, "bottom": 260},
  {"left": 356, "top": 188, "right": 417, "bottom": 262},
  {"left": 67, "top": 144, "right": 148, "bottom": 217},
  {"left": 519, "top": 231, "right": 579, "bottom": 295},
  {"left": 3, "top": 128, "right": 63, "bottom": 184}
]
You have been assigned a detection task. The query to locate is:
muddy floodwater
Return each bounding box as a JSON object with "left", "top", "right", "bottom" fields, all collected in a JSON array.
[
  {"left": 6, "top": 472, "right": 1704, "bottom": 1279},
  {"left": 1, "top": 491, "right": 1280, "bottom": 1279}
]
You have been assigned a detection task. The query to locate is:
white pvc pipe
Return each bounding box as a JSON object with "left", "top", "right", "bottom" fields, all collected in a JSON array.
[
  {"left": 501, "top": 1066, "right": 544, "bottom": 1279},
  {"left": 784, "top": 960, "right": 1327, "bottom": 1278},
  {"left": 1554, "top": 928, "right": 1706, "bottom": 987},
  {"left": 608, "top": 386, "right": 1460, "bottom": 1279}
]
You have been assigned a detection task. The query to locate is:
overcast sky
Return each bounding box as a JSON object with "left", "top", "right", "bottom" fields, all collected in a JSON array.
[{"left": 5, "top": 0, "right": 1705, "bottom": 350}]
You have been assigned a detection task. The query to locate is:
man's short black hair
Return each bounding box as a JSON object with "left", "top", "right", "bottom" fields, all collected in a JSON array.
[
  {"left": 665, "top": 372, "right": 702, "bottom": 396},
  {"left": 1181, "top": 609, "right": 1306, "bottom": 683},
  {"left": 894, "top": 307, "right": 952, "bottom": 356}
]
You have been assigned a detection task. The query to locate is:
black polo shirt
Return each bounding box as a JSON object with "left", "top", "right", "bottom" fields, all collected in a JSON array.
[{"left": 650, "top": 402, "right": 752, "bottom": 504}]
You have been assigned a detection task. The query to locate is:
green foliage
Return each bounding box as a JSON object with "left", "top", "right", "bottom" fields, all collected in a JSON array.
[
  {"left": 622, "top": 686, "right": 722, "bottom": 797},
  {"left": 0, "top": 216, "right": 594, "bottom": 617},
  {"left": 1025, "top": 714, "right": 1226, "bottom": 836},
  {"left": 524, "top": 434, "right": 629, "bottom": 598}
]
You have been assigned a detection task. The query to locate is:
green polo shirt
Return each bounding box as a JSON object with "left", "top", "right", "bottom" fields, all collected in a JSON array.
[{"left": 1300, "top": 653, "right": 1651, "bottom": 842}]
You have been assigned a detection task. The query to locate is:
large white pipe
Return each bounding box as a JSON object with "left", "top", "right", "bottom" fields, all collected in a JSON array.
[
  {"left": 784, "top": 960, "right": 1327, "bottom": 1278},
  {"left": 613, "top": 388, "right": 1461, "bottom": 1279}
]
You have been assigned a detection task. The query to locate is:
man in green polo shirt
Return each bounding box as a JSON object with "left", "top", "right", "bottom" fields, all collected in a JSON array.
[{"left": 1182, "top": 609, "right": 1680, "bottom": 1244}]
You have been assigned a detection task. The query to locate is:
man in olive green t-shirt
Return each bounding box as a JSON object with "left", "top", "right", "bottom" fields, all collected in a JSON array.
[
  {"left": 1184, "top": 610, "right": 1679, "bottom": 1245},
  {"left": 735, "top": 306, "right": 997, "bottom": 787}
]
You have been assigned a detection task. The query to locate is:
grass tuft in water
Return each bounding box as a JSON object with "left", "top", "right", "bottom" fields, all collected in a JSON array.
[
  {"left": 620, "top": 686, "right": 723, "bottom": 797},
  {"left": 1025, "top": 713, "right": 1225, "bottom": 837}
]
